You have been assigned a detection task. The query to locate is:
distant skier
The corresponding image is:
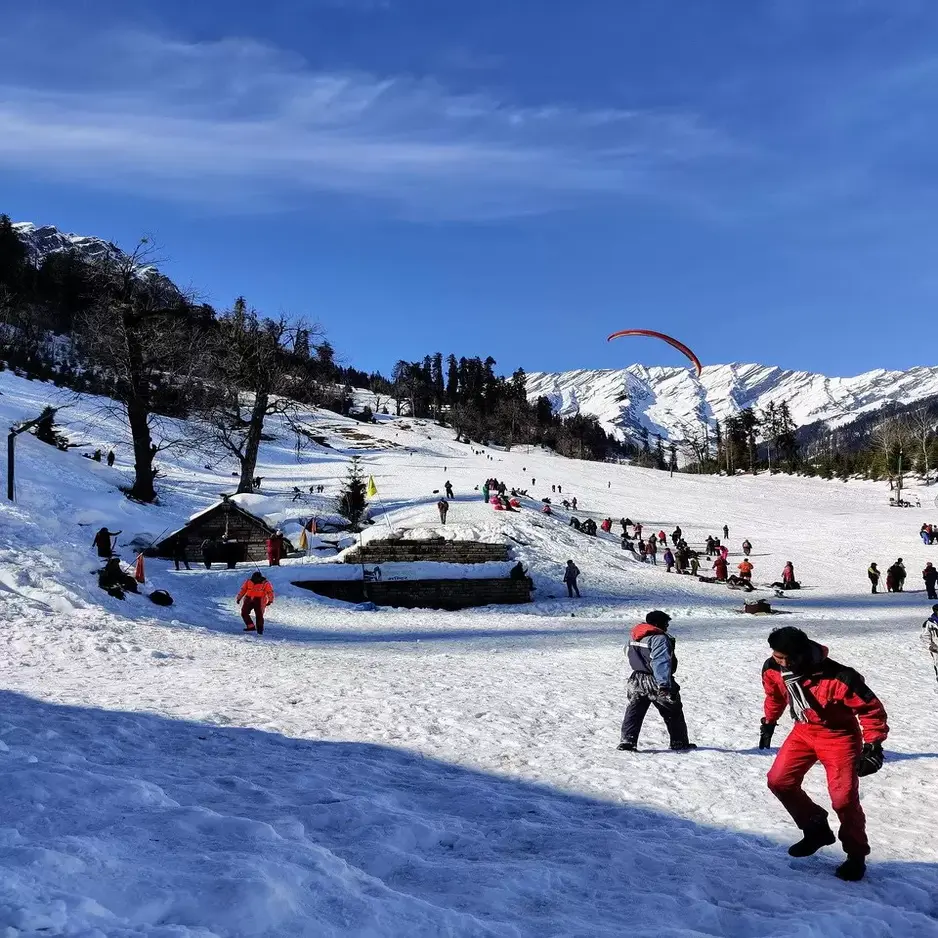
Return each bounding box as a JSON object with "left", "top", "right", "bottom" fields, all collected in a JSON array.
[
  {"left": 647, "top": 537, "right": 658, "bottom": 565},
  {"left": 237, "top": 571, "right": 274, "bottom": 635},
  {"left": 672, "top": 526, "right": 682, "bottom": 545},
  {"left": 106, "top": 449, "right": 115, "bottom": 467},
  {"left": 723, "top": 524, "right": 729, "bottom": 540},
  {"left": 444, "top": 480, "right": 454, "bottom": 499},
  {"left": 532, "top": 477, "right": 536, "bottom": 487},
  {"left": 663, "top": 548, "right": 675, "bottom": 573},
  {"left": 759, "top": 626, "right": 888, "bottom": 882},
  {"left": 867, "top": 562, "right": 880, "bottom": 594},
  {"left": 572, "top": 497, "right": 578, "bottom": 511},
  {"left": 482, "top": 482, "right": 490, "bottom": 503},
  {"left": 618, "top": 610, "right": 695, "bottom": 752},
  {"left": 742, "top": 539, "right": 752, "bottom": 557},
  {"left": 705, "top": 535, "right": 716, "bottom": 558},
  {"left": 923, "top": 562, "right": 938, "bottom": 600},
  {"left": 658, "top": 531, "right": 667, "bottom": 546},
  {"left": 781, "top": 561, "right": 797, "bottom": 590},
  {"left": 923, "top": 605, "right": 938, "bottom": 683},
  {"left": 719, "top": 544, "right": 729, "bottom": 562},
  {"left": 638, "top": 538, "right": 648, "bottom": 562},
  {"left": 563, "top": 560, "right": 581, "bottom": 598},
  {"left": 437, "top": 498, "right": 449, "bottom": 524},
  {"left": 92, "top": 527, "right": 121, "bottom": 559},
  {"left": 600, "top": 518, "right": 612, "bottom": 533},
  {"left": 738, "top": 559, "right": 754, "bottom": 583},
  {"left": 689, "top": 552, "right": 700, "bottom": 576}
]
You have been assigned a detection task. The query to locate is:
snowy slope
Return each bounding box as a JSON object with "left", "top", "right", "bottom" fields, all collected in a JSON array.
[
  {"left": 0, "top": 370, "right": 937, "bottom": 936},
  {"left": 526, "top": 363, "right": 938, "bottom": 442}
]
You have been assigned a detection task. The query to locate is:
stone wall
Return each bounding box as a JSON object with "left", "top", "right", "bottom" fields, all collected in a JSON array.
[
  {"left": 293, "top": 576, "right": 532, "bottom": 610},
  {"left": 344, "top": 539, "right": 509, "bottom": 565}
]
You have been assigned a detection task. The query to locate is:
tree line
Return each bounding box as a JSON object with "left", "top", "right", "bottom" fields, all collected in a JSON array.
[{"left": 0, "top": 215, "right": 622, "bottom": 502}]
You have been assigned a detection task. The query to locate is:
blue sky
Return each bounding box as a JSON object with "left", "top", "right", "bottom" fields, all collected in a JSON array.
[{"left": 3, "top": 0, "right": 938, "bottom": 377}]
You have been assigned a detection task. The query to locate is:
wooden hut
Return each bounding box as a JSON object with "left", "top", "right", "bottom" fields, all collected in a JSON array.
[{"left": 149, "top": 496, "right": 294, "bottom": 565}]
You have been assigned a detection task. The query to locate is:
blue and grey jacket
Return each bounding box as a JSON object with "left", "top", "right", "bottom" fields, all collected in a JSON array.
[{"left": 627, "top": 622, "right": 677, "bottom": 688}]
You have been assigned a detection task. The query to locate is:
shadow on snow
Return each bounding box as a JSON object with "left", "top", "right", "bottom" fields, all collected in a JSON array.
[{"left": 2, "top": 691, "right": 937, "bottom": 937}]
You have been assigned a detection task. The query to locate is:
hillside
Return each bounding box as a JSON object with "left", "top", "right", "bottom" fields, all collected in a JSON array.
[
  {"left": 526, "top": 364, "right": 938, "bottom": 443},
  {"left": 1, "top": 369, "right": 937, "bottom": 935}
]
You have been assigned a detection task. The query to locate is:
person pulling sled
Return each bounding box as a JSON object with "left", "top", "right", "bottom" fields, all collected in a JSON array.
[{"left": 237, "top": 572, "right": 274, "bottom": 635}]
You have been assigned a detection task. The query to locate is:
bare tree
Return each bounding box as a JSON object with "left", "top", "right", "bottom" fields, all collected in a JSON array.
[
  {"left": 76, "top": 240, "right": 207, "bottom": 502},
  {"left": 202, "top": 303, "right": 322, "bottom": 493},
  {"left": 908, "top": 407, "right": 934, "bottom": 483},
  {"left": 871, "top": 415, "right": 911, "bottom": 488}
]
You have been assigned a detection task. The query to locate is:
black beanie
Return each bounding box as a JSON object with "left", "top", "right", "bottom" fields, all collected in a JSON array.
[
  {"left": 768, "top": 626, "right": 811, "bottom": 656},
  {"left": 646, "top": 610, "right": 672, "bottom": 629}
]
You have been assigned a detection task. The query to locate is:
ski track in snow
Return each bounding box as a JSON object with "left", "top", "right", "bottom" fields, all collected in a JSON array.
[{"left": 0, "top": 369, "right": 936, "bottom": 936}]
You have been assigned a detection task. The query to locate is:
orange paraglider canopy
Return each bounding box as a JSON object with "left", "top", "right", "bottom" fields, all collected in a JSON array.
[{"left": 606, "top": 329, "right": 703, "bottom": 376}]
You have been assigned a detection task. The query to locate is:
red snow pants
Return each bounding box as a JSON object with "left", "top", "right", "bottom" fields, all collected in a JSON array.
[
  {"left": 767, "top": 723, "right": 868, "bottom": 856},
  {"left": 241, "top": 597, "right": 266, "bottom": 630}
]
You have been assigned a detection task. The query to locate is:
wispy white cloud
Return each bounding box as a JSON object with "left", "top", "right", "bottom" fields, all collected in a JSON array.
[{"left": 0, "top": 31, "right": 732, "bottom": 220}]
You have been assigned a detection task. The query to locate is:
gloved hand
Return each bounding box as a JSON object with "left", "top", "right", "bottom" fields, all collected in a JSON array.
[
  {"left": 759, "top": 718, "right": 777, "bottom": 750},
  {"left": 857, "top": 741, "right": 884, "bottom": 777},
  {"left": 656, "top": 687, "right": 674, "bottom": 705}
]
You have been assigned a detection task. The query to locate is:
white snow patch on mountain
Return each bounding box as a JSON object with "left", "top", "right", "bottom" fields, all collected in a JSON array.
[{"left": 527, "top": 364, "right": 938, "bottom": 442}]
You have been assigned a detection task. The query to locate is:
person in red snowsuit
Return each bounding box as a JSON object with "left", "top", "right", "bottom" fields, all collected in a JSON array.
[
  {"left": 266, "top": 531, "right": 284, "bottom": 566},
  {"left": 712, "top": 556, "right": 728, "bottom": 581},
  {"left": 236, "top": 572, "right": 274, "bottom": 634},
  {"left": 759, "top": 627, "right": 888, "bottom": 882}
]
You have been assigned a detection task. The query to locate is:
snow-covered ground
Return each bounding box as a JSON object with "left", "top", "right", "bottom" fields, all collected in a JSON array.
[{"left": 0, "top": 369, "right": 936, "bottom": 937}]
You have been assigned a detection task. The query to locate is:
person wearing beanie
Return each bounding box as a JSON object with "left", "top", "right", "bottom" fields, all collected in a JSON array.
[
  {"left": 759, "top": 626, "right": 888, "bottom": 882},
  {"left": 618, "top": 611, "right": 696, "bottom": 753}
]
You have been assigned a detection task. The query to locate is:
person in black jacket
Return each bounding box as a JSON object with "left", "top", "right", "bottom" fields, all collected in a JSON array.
[
  {"left": 563, "top": 560, "right": 581, "bottom": 597},
  {"left": 618, "top": 611, "right": 696, "bottom": 752}
]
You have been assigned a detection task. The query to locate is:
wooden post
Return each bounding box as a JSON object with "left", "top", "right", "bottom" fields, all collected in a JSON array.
[
  {"left": 7, "top": 431, "right": 14, "bottom": 502},
  {"left": 7, "top": 409, "right": 58, "bottom": 502}
]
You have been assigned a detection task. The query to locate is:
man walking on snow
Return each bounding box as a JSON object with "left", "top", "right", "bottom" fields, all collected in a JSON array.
[
  {"left": 563, "top": 560, "right": 581, "bottom": 598},
  {"left": 236, "top": 571, "right": 274, "bottom": 635},
  {"left": 437, "top": 498, "right": 449, "bottom": 524},
  {"left": 618, "top": 611, "right": 696, "bottom": 752},
  {"left": 759, "top": 626, "right": 888, "bottom": 881}
]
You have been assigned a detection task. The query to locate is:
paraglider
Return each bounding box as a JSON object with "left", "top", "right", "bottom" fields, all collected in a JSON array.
[{"left": 607, "top": 329, "right": 703, "bottom": 376}]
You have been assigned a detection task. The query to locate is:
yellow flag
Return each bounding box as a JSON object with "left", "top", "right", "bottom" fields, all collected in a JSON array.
[{"left": 366, "top": 475, "right": 378, "bottom": 498}]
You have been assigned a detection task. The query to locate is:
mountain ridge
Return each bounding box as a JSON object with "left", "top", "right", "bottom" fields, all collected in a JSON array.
[{"left": 525, "top": 364, "right": 938, "bottom": 443}]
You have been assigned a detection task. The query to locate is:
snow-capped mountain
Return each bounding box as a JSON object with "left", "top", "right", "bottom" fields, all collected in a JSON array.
[
  {"left": 13, "top": 222, "right": 169, "bottom": 287},
  {"left": 526, "top": 363, "right": 938, "bottom": 442},
  {"left": 14, "top": 222, "right": 131, "bottom": 267}
]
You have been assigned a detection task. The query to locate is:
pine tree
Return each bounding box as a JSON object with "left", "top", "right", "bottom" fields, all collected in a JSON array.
[{"left": 337, "top": 456, "right": 369, "bottom": 530}]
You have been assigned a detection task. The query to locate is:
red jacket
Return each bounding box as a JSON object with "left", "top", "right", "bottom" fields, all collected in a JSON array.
[
  {"left": 237, "top": 578, "right": 274, "bottom": 606},
  {"left": 762, "top": 646, "right": 888, "bottom": 743}
]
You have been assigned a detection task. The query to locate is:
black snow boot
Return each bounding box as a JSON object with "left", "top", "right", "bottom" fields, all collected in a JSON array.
[
  {"left": 617, "top": 742, "right": 637, "bottom": 751},
  {"left": 669, "top": 741, "right": 698, "bottom": 751},
  {"left": 788, "top": 819, "right": 836, "bottom": 857},
  {"left": 835, "top": 856, "right": 866, "bottom": 881},
  {"left": 256, "top": 624, "right": 264, "bottom": 635}
]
